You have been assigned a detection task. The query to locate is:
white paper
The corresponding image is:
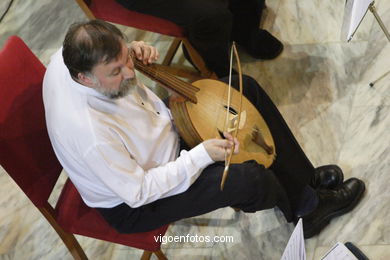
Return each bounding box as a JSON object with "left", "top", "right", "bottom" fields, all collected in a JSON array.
[
  {"left": 281, "top": 218, "right": 306, "bottom": 260},
  {"left": 321, "top": 242, "right": 358, "bottom": 260},
  {"left": 341, "top": 0, "right": 374, "bottom": 41}
]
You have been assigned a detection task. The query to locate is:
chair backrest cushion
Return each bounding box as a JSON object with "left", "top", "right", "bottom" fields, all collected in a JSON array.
[{"left": 0, "top": 36, "right": 62, "bottom": 207}]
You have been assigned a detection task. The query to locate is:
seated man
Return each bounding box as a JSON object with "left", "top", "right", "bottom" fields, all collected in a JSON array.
[
  {"left": 116, "top": 0, "right": 283, "bottom": 78},
  {"left": 43, "top": 20, "right": 365, "bottom": 239}
]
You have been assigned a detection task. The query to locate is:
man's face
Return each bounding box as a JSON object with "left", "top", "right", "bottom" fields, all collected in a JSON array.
[{"left": 89, "top": 42, "right": 137, "bottom": 99}]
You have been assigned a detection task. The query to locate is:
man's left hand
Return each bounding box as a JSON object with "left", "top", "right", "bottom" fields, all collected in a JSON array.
[{"left": 129, "top": 41, "right": 159, "bottom": 65}]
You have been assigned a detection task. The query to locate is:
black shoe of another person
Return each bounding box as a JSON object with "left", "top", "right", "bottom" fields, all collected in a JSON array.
[
  {"left": 242, "top": 29, "right": 284, "bottom": 60},
  {"left": 300, "top": 178, "right": 365, "bottom": 239},
  {"left": 312, "top": 165, "right": 344, "bottom": 189}
]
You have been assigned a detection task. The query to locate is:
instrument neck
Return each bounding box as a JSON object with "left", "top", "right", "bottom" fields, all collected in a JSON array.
[{"left": 133, "top": 59, "right": 199, "bottom": 103}]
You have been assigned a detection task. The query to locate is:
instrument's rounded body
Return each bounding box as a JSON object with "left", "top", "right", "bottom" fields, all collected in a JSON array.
[
  {"left": 169, "top": 79, "right": 276, "bottom": 168},
  {"left": 133, "top": 59, "right": 276, "bottom": 168}
]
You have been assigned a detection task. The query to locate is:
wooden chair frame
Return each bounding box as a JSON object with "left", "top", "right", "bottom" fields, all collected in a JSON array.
[{"left": 38, "top": 199, "right": 167, "bottom": 260}]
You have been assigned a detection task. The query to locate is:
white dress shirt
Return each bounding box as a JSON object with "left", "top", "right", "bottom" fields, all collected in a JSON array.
[{"left": 43, "top": 49, "right": 214, "bottom": 208}]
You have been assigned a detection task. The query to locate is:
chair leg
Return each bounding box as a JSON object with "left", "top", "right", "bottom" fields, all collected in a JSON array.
[
  {"left": 159, "top": 38, "right": 206, "bottom": 80},
  {"left": 140, "top": 250, "right": 153, "bottom": 260},
  {"left": 39, "top": 205, "right": 88, "bottom": 260},
  {"left": 140, "top": 249, "right": 167, "bottom": 260},
  {"left": 74, "top": 0, "right": 96, "bottom": 20},
  {"left": 154, "top": 249, "right": 168, "bottom": 260},
  {"left": 181, "top": 38, "right": 217, "bottom": 79},
  {"left": 162, "top": 38, "right": 182, "bottom": 66},
  {"left": 163, "top": 37, "right": 217, "bottom": 79},
  {"left": 140, "top": 249, "right": 168, "bottom": 260}
]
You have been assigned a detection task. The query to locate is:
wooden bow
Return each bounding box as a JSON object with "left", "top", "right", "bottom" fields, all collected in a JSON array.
[{"left": 220, "top": 42, "right": 243, "bottom": 190}]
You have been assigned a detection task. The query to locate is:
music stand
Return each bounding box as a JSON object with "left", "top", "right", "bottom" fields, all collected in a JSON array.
[{"left": 341, "top": 0, "right": 390, "bottom": 87}]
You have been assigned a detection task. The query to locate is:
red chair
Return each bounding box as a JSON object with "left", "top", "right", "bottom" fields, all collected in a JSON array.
[
  {"left": 0, "top": 36, "right": 168, "bottom": 260},
  {"left": 74, "top": 0, "right": 216, "bottom": 79}
]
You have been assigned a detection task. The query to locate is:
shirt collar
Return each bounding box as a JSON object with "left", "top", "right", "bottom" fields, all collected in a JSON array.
[{"left": 68, "top": 75, "right": 109, "bottom": 99}]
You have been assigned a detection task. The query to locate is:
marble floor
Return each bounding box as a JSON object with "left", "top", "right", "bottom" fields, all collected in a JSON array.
[{"left": 1, "top": 0, "right": 389, "bottom": 259}]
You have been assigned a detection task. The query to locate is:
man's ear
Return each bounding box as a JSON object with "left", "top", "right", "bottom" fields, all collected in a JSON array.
[{"left": 77, "top": 72, "right": 95, "bottom": 87}]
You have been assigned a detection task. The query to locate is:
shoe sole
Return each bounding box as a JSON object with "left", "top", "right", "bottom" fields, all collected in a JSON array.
[{"left": 304, "top": 181, "right": 366, "bottom": 239}]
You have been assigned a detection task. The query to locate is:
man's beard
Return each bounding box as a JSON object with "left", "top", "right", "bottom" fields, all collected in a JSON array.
[{"left": 94, "top": 76, "right": 138, "bottom": 99}]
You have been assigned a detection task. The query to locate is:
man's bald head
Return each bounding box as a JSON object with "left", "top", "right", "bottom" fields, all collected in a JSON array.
[{"left": 62, "top": 20, "right": 125, "bottom": 79}]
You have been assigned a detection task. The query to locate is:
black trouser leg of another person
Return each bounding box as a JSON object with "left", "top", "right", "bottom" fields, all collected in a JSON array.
[
  {"left": 229, "top": 0, "right": 265, "bottom": 45},
  {"left": 97, "top": 75, "right": 318, "bottom": 234},
  {"left": 117, "top": 0, "right": 232, "bottom": 77},
  {"left": 229, "top": 0, "right": 283, "bottom": 59},
  {"left": 116, "top": 0, "right": 278, "bottom": 75}
]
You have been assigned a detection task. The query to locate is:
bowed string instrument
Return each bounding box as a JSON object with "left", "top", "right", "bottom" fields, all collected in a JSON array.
[{"left": 134, "top": 43, "right": 276, "bottom": 190}]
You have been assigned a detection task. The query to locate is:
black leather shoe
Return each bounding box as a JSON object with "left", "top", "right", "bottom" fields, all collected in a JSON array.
[
  {"left": 300, "top": 178, "right": 365, "bottom": 239},
  {"left": 243, "top": 29, "right": 283, "bottom": 60},
  {"left": 312, "top": 165, "right": 344, "bottom": 189}
]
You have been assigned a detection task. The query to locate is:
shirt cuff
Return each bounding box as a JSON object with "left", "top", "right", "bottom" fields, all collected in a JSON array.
[{"left": 187, "top": 143, "right": 214, "bottom": 169}]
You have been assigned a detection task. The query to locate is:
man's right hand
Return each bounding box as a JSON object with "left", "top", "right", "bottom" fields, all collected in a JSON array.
[{"left": 202, "top": 132, "right": 239, "bottom": 162}]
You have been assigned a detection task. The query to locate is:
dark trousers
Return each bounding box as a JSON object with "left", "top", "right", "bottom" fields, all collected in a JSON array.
[
  {"left": 97, "top": 75, "right": 317, "bottom": 234},
  {"left": 116, "top": 0, "right": 265, "bottom": 77}
]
